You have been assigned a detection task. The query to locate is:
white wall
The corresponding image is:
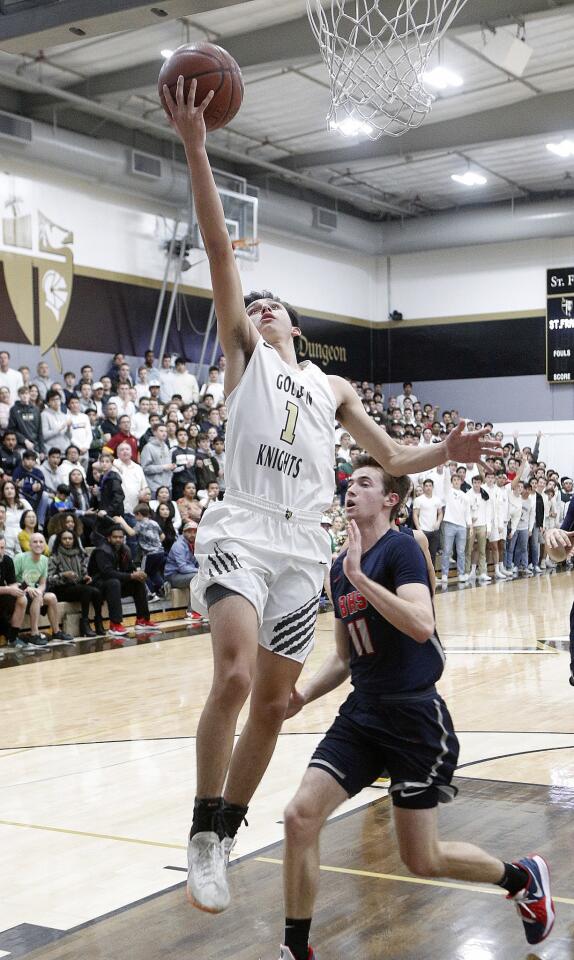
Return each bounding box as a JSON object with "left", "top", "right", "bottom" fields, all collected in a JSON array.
[
  {"left": 0, "top": 171, "right": 376, "bottom": 323},
  {"left": 386, "top": 236, "right": 574, "bottom": 320}
]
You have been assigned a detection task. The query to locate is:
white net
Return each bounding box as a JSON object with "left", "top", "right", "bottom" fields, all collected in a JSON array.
[{"left": 306, "top": 0, "right": 470, "bottom": 138}]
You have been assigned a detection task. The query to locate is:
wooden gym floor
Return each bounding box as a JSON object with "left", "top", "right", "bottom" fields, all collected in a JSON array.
[{"left": 1, "top": 571, "right": 574, "bottom": 959}]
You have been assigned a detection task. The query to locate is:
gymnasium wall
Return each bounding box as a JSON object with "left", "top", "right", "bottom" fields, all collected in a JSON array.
[{"left": 1, "top": 166, "right": 574, "bottom": 423}]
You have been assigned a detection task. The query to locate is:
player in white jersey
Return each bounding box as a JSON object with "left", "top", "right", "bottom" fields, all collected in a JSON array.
[{"left": 163, "top": 77, "right": 500, "bottom": 915}]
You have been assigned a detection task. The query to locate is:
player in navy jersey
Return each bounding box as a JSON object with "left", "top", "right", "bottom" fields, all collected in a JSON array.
[
  {"left": 277, "top": 457, "right": 554, "bottom": 960},
  {"left": 545, "top": 499, "right": 574, "bottom": 684}
]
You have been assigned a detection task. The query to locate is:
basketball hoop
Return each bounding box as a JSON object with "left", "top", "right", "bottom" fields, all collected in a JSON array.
[
  {"left": 231, "top": 237, "right": 260, "bottom": 260},
  {"left": 306, "top": 0, "right": 470, "bottom": 138}
]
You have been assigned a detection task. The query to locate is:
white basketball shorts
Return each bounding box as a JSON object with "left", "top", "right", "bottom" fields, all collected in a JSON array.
[{"left": 190, "top": 489, "right": 331, "bottom": 663}]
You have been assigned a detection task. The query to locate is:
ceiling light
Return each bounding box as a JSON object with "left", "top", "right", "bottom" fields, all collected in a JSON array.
[
  {"left": 329, "top": 117, "right": 373, "bottom": 137},
  {"left": 161, "top": 48, "right": 174, "bottom": 59},
  {"left": 547, "top": 139, "right": 574, "bottom": 158},
  {"left": 451, "top": 171, "right": 487, "bottom": 187},
  {"left": 424, "top": 66, "right": 463, "bottom": 90}
]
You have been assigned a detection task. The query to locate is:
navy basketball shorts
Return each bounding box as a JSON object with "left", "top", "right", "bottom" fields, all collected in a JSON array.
[{"left": 309, "top": 693, "right": 460, "bottom": 810}]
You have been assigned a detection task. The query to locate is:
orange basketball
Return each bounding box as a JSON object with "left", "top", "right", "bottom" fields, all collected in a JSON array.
[{"left": 158, "top": 42, "right": 244, "bottom": 131}]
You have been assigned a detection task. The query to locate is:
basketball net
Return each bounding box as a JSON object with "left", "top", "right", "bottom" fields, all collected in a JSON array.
[{"left": 306, "top": 0, "right": 470, "bottom": 138}]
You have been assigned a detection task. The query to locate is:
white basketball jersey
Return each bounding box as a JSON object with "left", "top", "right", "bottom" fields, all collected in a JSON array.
[{"left": 224, "top": 337, "right": 337, "bottom": 515}]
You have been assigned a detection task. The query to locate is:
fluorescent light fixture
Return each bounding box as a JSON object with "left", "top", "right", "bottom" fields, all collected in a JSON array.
[
  {"left": 451, "top": 171, "right": 487, "bottom": 186},
  {"left": 424, "top": 66, "right": 463, "bottom": 90},
  {"left": 329, "top": 116, "right": 373, "bottom": 137},
  {"left": 161, "top": 48, "right": 174, "bottom": 59},
  {"left": 547, "top": 139, "right": 574, "bottom": 158}
]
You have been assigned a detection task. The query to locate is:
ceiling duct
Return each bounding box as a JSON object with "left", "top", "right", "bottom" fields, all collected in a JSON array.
[{"left": 2, "top": 119, "right": 574, "bottom": 257}]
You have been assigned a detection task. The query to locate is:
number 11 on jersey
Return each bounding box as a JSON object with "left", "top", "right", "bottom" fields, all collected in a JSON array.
[{"left": 280, "top": 400, "right": 299, "bottom": 445}]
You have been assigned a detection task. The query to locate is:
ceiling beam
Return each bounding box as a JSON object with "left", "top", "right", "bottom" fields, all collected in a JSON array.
[
  {"left": 0, "top": 0, "right": 247, "bottom": 51},
  {"left": 272, "top": 90, "right": 574, "bottom": 171},
  {"left": 24, "top": 0, "right": 574, "bottom": 101},
  {"left": 0, "top": 66, "right": 414, "bottom": 217}
]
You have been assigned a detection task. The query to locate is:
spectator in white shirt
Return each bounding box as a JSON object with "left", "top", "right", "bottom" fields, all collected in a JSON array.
[
  {"left": 413, "top": 479, "right": 443, "bottom": 564},
  {"left": 159, "top": 355, "right": 177, "bottom": 403},
  {"left": 172, "top": 357, "right": 199, "bottom": 405},
  {"left": 486, "top": 472, "right": 509, "bottom": 579},
  {"left": 109, "top": 382, "right": 136, "bottom": 420},
  {"left": 465, "top": 473, "right": 492, "bottom": 582},
  {"left": 132, "top": 397, "right": 151, "bottom": 439},
  {"left": 59, "top": 444, "right": 86, "bottom": 483},
  {"left": 114, "top": 442, "right": 147, "bottom": 516},
  {"left": 439, "top": 463, "right": 472, "bottom": 586},
  {"left": 396, "top": 381, "right": 418, "bottom": 411},
  {"left": 0, "top": 350, "right": 23, "bottom": 401},
  {"left": 67, "top": 396, "right": 93, "bottom": 468},
  {"left": 134, "top": 365, "right": 152, "bottom": 402},
  {"left": 199, "top": 365, "right": 225, "bottom": 406}
]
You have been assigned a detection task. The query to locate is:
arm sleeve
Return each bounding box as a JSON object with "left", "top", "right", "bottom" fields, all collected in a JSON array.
[{"left": 388, "top": 537, "right": 430, "bottom": 592}]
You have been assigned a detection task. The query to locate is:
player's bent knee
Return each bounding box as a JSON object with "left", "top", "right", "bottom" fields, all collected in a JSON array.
[
  {"left": 284, "top": 799, "right": 322, "bottom": 845},
  {"left": 400, "top": 849, "right": 442, "bottom": 878}
]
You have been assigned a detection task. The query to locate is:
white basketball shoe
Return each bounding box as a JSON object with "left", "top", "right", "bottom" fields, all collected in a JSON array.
[{"left": 187, "top": 831, "right": 230, "bottom": 913}]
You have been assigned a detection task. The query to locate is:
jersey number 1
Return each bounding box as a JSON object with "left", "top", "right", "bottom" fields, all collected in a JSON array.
[{"left": 280, "top": 401, "right": 299, "bottom": 445}]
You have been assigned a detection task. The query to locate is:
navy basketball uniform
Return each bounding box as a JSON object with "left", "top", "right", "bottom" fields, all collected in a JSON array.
[{"left": 309, "top": 529, "right": 460, "bottom": 809}]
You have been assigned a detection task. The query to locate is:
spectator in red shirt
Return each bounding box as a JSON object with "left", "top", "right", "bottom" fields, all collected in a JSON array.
[{"left": 104, "top": 415, "right": 139, "bottom": 462}]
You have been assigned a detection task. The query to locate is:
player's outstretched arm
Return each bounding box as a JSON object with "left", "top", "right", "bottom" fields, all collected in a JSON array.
[
  {"left": 163, "top": 77, "right": 258, "bottom": 369},
  {"left": 331, "top": 378, "right": 500, "bottom": 477},
  {"left": 285, "top": 620, "right": 351, "bottom": 719}
]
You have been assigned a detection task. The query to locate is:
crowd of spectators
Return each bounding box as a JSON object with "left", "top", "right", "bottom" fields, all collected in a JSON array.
[
  {"left": 333, "top": 380, "right": 573, "bottom": 588},
  {"left": 0, "top": 349, "right": 224, "bottom": 649},
  {"left": 0, "top": 351, "right": 571, "bottom": 651}
]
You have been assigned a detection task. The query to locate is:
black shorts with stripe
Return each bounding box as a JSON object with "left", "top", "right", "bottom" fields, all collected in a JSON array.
[{"left": 309, "top": 691, "right": 459, "bottom": 809}]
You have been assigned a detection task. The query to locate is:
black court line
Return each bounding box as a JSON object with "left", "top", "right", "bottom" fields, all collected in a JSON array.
[
  {"left": 458, "top": 743, "right": 574, "bottom": 770},
  {"left": 3, "top": 729, "right": 574, "bottom": 752}
]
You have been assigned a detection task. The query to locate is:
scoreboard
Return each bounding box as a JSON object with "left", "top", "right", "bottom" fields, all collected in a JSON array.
[{"left": 547, "top": 268, "right": 574, "bottom": 383}]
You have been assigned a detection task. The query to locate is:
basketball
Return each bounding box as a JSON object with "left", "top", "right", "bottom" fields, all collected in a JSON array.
[{"left": 158, "top": 42, "right": 244, "bottom": 131}]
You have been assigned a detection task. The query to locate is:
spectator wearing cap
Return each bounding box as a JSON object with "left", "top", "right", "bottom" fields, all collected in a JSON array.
[
  {"left": 41, "top": 389, "right": 70, "bottom": 455},
  {"left": 89, "top": 382, "right": 105, "bottom": 418}
]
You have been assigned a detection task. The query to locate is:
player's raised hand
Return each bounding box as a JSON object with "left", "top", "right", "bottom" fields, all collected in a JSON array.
[
  {"left": 445, "top": 420, "right": 502, "bottom": 473},
  {"left": 285, "top": 686, "right": 307, "bottom": 719},
  {"left": 162, "top": 76, "right": 214, "bottom": 149},
  {"left": 343, "top": 519, "right": 363, "bottom": 586}
]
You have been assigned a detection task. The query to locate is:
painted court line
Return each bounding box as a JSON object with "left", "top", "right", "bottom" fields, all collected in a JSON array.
[
  {"left": 0, "top": 818, "right": 187, "bottom": 850},
  {"left": 256, "top": 857, "right": 574, "bottom": 906}
]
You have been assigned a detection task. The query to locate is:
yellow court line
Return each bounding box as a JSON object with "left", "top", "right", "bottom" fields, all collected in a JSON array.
[
  {"left": 0, "top": 818, "right": 187, "bottom": 850},
  {"left": 256, "top": 857, "right": 574, "bottom": 907}
]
